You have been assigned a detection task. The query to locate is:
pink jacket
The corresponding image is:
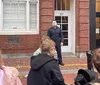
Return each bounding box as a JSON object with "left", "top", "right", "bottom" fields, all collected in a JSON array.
[{"left": 2, "top": 66, "right": 22, "bottom": 85}]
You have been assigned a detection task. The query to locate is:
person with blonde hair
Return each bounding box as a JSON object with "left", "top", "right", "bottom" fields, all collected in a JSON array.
[
  {"left": 27, "top": 39, "right": 66, "bottom": 85},
  {"left": 33, "top": 35, "right": 50, "bottom": 56},
  {"left": 0, "top": 49, "right": 22, "bottom": 85}
]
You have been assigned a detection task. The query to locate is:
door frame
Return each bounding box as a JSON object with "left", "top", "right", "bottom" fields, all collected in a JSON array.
[
  {"left": 54, "top": 10, "right": 75, "bottom": 53},
  {"left": 54, "top": 0, "right": 75, "bottom": 53},
  {"left": 55, "top": 11, "right": 71, "bottom": 52}
]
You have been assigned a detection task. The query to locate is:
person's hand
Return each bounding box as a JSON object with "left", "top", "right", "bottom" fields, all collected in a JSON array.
[
  {"left": 64, "top": 82, "right": 69, "bottom": 85},
  {"left": 60, "top": 42, "right": 63, "bottom": 46}
]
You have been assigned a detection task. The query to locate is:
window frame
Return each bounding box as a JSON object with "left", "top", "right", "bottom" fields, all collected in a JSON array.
[{"left": 0, "top": 0, "right": 39, "bottom": 35}]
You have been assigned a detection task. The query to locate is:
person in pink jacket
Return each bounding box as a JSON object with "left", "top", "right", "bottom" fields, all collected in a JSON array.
[{"left": 0, "top": 50, "right": 22, "bottom": 85}]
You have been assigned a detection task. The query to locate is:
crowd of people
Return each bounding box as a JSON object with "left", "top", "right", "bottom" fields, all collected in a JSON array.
[{"left": 0, "top": 20, "right": 100, "bottom": 85}]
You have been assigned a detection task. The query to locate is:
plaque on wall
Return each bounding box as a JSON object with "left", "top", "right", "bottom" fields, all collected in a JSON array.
[{"left": 8, "top": 35, "right": 20, "bottom": 44}]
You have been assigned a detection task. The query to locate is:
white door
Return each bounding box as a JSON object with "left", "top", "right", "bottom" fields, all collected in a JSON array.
[
  {"left": 55, "top": 11, "right": 71, "bottom": 52},
  {"left": 54, "top": 0, "right": 75, "bottom": 53}
]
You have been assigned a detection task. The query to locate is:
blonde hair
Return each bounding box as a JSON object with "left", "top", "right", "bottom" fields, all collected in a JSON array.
[
  {"left": 0, "top": 50, "right": 4, "bottom": 68},
  {"left": 41, "top": 39, "right": 55, "bottom": 54},
  {"left": 41, "top": 35, "right": 50, "bottom": 43}
]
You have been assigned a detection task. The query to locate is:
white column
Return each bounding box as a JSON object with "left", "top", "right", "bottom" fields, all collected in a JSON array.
[
  {"left": 26, "top": 0, "right": 29, "bottom": 31},
  {"left": 0, "top": 0, "right": 3, "bottom": 30},
  {"left": 37, "top": 0, "right": 39, "bottom": 33}
]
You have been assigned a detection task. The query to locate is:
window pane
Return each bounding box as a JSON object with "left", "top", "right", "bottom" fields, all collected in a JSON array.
[
  {"left": 55, "top": 16, "right": 61, "bottom": 23},
  {"left": 96, "top": 1, "right": 100, "bottom": 12},
  {"left": 62, "top": 16, "right": 68, "bottom": 23},
  {"left": 62, "top": 24, "right": 68, "bottom": 31},
  {"left": 63, "top": 32, "right": 68, "bottom": 38},
  {"left": 55, "top": 0, "right": 61, "bottom": 10},
  {"left": 30, "top": 2, "right": 37, "bottom": 30},
  {"left": 63, "top": 39, "right": 68, "bottom": 45},
  {"left": 55, "top": 16, "right": 68, "bottom": 46},
  {"left": 96, "top": 17, "right": 100, "bottom": 30},
  {"left": 3, "top": 1, "right": 26, "bottom": 30},
  {"left": 55, "top": 0, "right": 70, "bottom": 10}
]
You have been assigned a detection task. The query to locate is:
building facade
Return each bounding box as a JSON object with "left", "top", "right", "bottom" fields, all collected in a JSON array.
[{"left": 0, "top": 0, "right": 99, "bottom": 57}]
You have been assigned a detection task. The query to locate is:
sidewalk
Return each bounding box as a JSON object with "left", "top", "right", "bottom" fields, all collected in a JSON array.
[
  {"left": 3, "top": 56, "right": 87, "bottom": 85},
  {"left": 61, "top": 57, "right": 87, "bottom": 84}
]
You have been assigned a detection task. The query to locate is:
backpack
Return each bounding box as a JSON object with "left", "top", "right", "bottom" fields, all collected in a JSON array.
[{"left": 74, "top": 69, "right": 97, "bottom": 85}]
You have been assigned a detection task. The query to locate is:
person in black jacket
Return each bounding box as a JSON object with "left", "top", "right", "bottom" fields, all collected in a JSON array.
[
  {"left": 47, "top": 20, "right": 64, "bottom": 66},
  {"left": 27, "top": 39, "right": 66, "bottom": 85}
]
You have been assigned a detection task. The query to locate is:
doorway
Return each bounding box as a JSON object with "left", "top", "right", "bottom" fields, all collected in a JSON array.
[
  {"left": 54, "top": 0, "right": 75, "bottom": 53},
  {"left": 55, "top": 12, "right": 71, "bottom": 52}
]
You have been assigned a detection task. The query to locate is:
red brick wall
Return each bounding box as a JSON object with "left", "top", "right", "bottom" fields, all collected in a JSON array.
[
  {"left": 0, "top": 0, "right": 54, "bottom": 54},
  {"left": 0, "top": 0, "right": 90, "bottom": 54},
  {"left": 76, "top": 0, "right": 89, "bottom": 52},
  {"left": 40, "top": 0, "right": 54, "bottom": 35},
  {"left": 0, "top": 35, "right": 40, "bottom": 54}
]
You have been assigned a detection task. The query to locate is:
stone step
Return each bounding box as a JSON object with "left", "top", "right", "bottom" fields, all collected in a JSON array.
[
  {"left": 2, "top": 52, "right": 76, "bottom": 58},
  {"left": 19, "top": 68, "right": 87, "bottom": 78}
]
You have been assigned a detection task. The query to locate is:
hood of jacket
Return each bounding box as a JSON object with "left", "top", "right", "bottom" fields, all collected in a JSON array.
[{"left": 31, "top": 54, "right": 56, "bottom": 71}]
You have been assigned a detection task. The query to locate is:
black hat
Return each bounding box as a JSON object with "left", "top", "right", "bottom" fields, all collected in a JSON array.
[{"left": 77, "top": 69, "right": 97, "bottom": 82}]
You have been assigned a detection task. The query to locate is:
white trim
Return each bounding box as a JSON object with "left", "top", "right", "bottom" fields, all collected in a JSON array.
[
  {"left": 73, "top": 0, "right": 75, "bottom": 54},
  {"left": 0, "top": 0, "right": 3, "bottom": 30},
  {"left": 55, "top": 11, "right": 71, "bottom": 52},
  {"left": 68, "top": 0, "right": 75, "bottom": 54},
  {"left": 0, "top": 0, "right": 39, "bottom": 35},
  {"left": 36, "top": 0, "right": 39, "bottom": 33},
  {"left": 0, "top": 30, "right": 39, "bottom": 35},
  {"left": 26, "top": 0, "right": 29, "bottom": 31},
  {"left": 55, "top": 0, "right": 75, "bottom": 54}
]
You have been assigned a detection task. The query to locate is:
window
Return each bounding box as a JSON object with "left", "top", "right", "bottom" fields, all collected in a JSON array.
[
  {"left": 55, "top": 0, "right": 70, "bottom": 10},
  {"left": 0, "top": 0, "right": 39, "bottom": 35},
  {"left": 55, "top": 16, "right": 68, "bottom": 46},
  {"left": 30, "top": 1, "right": 37, "bottom": 30},
  {"left": 96, "top": 0, "right": 100, "bottom": 12},
  {"left": 54, "top": 0, "right": 70, "bottom": 46}
]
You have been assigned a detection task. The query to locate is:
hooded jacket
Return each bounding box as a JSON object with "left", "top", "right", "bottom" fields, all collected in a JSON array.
[{"left": 27, "top": 54, "right": 65, "bottom": 85}]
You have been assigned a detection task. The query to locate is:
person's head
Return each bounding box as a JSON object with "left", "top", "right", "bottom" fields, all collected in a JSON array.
[
  {"left": 52, "top": 20, "right": 57, "bottom": 27},
  {"left": 41, "top": 35, "right": 50, "bottom": 44},
  {"left": 0, "top": 49, "right": 4, "bottom": 68},
  {"left": 93, "top": 48, "right": 100, "bottom": 73},
  {"left": 40, "top": 39, "right": 56, "bottom": 56}
]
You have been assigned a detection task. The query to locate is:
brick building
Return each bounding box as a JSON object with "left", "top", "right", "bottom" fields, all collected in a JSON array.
[{"left": 0, "top": 0, "right": 99, "bottom": 57}]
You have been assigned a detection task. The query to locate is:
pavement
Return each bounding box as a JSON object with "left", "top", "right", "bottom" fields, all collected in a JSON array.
[{"left": 3, "top": 54, "right": 87, "bottom": 85}]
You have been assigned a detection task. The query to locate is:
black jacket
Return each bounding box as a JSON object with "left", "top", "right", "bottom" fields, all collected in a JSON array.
[
  {"left": 27, "top": 54, "right": 65, "bottom": 85},
  {"left": 47, "top": 26, "right": 64, "bottom": 43}
]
